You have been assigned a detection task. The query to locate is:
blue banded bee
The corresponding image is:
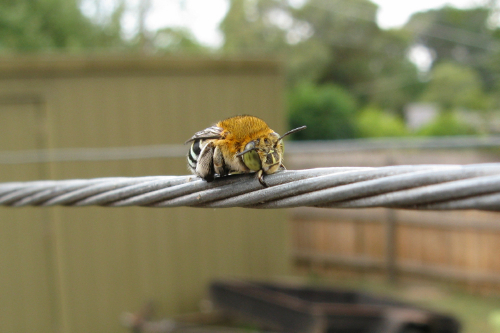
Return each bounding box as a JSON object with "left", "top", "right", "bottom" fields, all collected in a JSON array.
[{"left": 186, "top": 115, "right": 306, "bottom": 186}]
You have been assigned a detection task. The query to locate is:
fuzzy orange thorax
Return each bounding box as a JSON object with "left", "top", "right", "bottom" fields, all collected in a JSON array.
[{"left": 217, "top": 115, "right": 275, "bottom": 155}]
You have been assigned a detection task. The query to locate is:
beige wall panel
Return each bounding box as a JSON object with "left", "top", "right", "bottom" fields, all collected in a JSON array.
[
  {"left": 0, "top": 57, "right": 286, "bottom": 333},
  {"left": 0, "top": 102, "right": 54, "bottom": 332},
  {"left": 50, "top": 207, "right": 286, "bottom": 332},
  {"left": 45, "top": 74, "right": 283, "bottom": 151},
  {"left": 0, "top": 211, "right": 56, "bottom": 333}
]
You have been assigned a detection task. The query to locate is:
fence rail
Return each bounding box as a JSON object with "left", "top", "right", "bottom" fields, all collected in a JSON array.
[{"left": 2, "top": 164, "right": 500, "bottom": 210}]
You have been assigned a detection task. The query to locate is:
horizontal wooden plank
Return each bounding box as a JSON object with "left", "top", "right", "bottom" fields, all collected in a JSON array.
[
  {"left": 292, "top": 249, "right": 384, "bottom": 269},
  {"left": 292, "top": 250, "right": 500, "bottom": 284},
  {"left": 290, "top": 207, "right": 500, "bottom": 231}
]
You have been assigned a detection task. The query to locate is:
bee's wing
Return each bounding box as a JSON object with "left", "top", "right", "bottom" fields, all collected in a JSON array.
[{"left": 185, "top": 126, "right": 224, "bottom": 144}]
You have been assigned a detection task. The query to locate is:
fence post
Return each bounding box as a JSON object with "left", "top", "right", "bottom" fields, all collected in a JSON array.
[{"left": 385, "top": 209, "right": 397, "bottom": 283}]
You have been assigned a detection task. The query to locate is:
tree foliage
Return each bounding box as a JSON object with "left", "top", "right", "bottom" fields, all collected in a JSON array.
[
  {"left": 220, "top": 0, "right": 500, "bottom": 138},
  {"left": 288, "top": 83, "right": 357, "bottom": 140},
  {"left": 356, "top": 107, "right": 408, "bottom": 138},
  {"left": 421, "top": 62, "right": 492, "bottom": 111},
  {"left": 0, "top": 0, "right": 125, "bottom": 52},
  {"left": 416, "top": 112, "right": 478, "bottom": 136},
  {"left": 220, "top": 0, "right": 290, "bottom": 55},
  {"left": 406, "top": 6, "right": 497, "bottom": 91},
  {"left": 406, "top": 6, "right": 492, "bottom": 63},
  {"left": 220, "top": 0, "right": 421, "bottom": 113},
  {"left": 0, "top": 0, "right": 212, "bottom": 55},
  {"left": 151, "top": 28, "right": 209, "bottom": 55}
]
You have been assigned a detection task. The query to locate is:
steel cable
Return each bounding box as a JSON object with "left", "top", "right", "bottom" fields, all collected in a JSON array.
[{"left": 1, "top": 164, "right": 500, "bottom": 211}]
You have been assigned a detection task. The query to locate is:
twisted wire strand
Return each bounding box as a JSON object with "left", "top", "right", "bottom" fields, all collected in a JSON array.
[{"left": 1, "top": 164, "right": 500, "bottom": 211}]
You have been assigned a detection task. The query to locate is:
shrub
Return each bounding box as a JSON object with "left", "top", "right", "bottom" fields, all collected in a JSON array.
[
  {"left": 356, "top": 107, "right": 408, "bottom": 138},
  {"left": 416, "top": 112, "right": 478, "bottom": 136},
  {"left": 288, "top": 83, "right": 358, "bottom": 140}
]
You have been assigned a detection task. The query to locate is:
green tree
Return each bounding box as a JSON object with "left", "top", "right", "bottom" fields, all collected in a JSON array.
[
  {"left": 406, "top": 6, "right": 498, "bottom": 91},
  {"left": 406, "top": 6, "right": 492, "bottom": 62},
  {"left": 421, "top": 62, "right": 491, "bottom": 111},
  {"left": 220, "top": 0, "right": 290, "bottom": 55},
  {"left": 293, "top": 0, "right": 421, "bottom": 112},
  {"left": 0, "top": 0, "right": 125, "bottom": 52},
  {"left": 406, "top": 6, "right": 493, "bottom": 61},
  {"left": 291, "top": 0, "right": 380, "bottom": 92},
  {"left": 220, "top": 0, "right": 421, "bottom": 112},
  {"left": 288, "top": 83, "right": 357, "bottom": 140},
  {"left": 152, "top": 27, "right": 209, "bottom": 54}
]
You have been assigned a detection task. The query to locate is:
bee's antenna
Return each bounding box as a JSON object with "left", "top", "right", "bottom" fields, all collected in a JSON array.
[
  {"left": 274, "top": 126, "right": 307, "bottom": 147},
  {"left": 235, "top": 147, "right": 258, "bottom": 157}
]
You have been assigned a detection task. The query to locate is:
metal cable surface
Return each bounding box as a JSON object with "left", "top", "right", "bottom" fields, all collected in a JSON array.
[{"left": 1, "top": 164, "right": 500, "bottom": 210}]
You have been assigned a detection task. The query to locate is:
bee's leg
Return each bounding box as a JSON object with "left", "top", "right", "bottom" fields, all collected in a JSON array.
[
  {"left": 196, "top": 141, "right": 215, "bottom": 182},
  {"left": 256, "top": 170, "right": 268, "bottom": 187},
  {"left": 280, "top": 163, "right": 287, "bottom": 170},
  {"left": 213, "top": 146, "right": 227, "bottom": 177}
]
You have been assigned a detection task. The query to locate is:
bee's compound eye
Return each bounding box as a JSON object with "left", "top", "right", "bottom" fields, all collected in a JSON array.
[{"left": 242, "top": 150, "right": 261, "bottom": 171}]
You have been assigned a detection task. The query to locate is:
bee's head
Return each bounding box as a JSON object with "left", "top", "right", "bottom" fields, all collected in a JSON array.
[{"left": 236, "top": 126, "right": 306, "bottom": 175}]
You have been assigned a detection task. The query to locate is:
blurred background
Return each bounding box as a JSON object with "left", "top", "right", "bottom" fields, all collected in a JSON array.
[{"left": 1, "top": 0, "right": 500, "bottom": 332}]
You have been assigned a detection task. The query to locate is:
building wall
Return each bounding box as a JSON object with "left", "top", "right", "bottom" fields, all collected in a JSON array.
[{"left": 0, "top": 56, "right": 288, "bottom": 333}]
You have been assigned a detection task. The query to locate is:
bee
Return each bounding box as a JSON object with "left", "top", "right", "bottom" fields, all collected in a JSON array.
[{"left": 185, "top": 115, "right": 306, "bottom": 187}]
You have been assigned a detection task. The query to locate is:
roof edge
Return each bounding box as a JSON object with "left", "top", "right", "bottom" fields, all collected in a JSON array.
[{"left": 0, "top": 55, "right": 283, "bottom": 78}]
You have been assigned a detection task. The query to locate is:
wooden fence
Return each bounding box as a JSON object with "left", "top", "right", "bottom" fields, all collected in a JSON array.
[
  {"left": 291, "top": 208, "right": 500, "bottom": 285},
  {"left": 287, "top": 146, "right": 500, "bottom": 289}
]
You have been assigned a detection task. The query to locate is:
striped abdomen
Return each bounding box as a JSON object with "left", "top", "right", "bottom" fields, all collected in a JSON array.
[{"left": 187, "top": 139, "right": 203, "bottom": 173}]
